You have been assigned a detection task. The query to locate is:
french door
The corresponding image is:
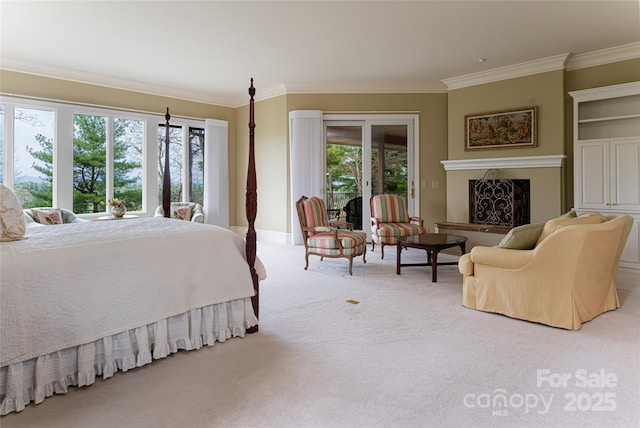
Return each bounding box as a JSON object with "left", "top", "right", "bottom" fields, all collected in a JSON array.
[{"left": 324, "top": 115, "right": 419, "bottom": 239}]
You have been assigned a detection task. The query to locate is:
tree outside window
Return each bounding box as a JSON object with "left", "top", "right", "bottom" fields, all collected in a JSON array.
[
  {"left": 24, "top": 113, "right": 143, "bottom": 213},
  {"left": 16, "top": 107, "right": 54, "bottom": 208},
  {"left": 157, "top": 125, "right": 204, "bottom": 204}
]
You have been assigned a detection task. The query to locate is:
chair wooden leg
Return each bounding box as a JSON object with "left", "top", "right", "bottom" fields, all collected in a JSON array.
[
  {"left": 304, "top": 253, "right": 309, "bottom": 270},
  {"left": 348, "top": 257, "right": 353, "bottom": 275},
  {"left": 381, "top": 243, "right": 385, "bottom": 259}
]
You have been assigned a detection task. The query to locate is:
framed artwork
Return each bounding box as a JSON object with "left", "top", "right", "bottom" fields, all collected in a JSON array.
[{"left": 465, "top": 107, "right": 537, "bottom": 151}]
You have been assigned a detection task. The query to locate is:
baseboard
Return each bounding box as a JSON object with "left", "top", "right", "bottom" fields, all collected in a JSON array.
[{"left": 230, "top": 226, "right": 290, "bottom": 245}]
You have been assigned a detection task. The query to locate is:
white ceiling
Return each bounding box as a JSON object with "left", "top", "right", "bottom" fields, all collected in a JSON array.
[{"left": 1, "top": 1, "right": 639, "bottom": 107}]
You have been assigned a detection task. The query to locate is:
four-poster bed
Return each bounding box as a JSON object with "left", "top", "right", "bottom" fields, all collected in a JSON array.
[{"left": 0, "top": 80, "right": 262, "bottom": 414}]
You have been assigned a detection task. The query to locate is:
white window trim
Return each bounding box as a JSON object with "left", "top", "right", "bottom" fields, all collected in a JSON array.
[{"left": 0, "top": 95, "right": 206, "bottom": 218}]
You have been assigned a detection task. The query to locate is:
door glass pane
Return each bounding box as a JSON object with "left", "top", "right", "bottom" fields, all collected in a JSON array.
[
  {"left": 73, "top": 114, "right": 107, "bottom": 213},
  {"left": 326, "top": 125, "right": 363, "bottom": 228},
  {"left": 371, "top": 124, "right": 408, "bottom": 197},
  {"left": 14, "top": 107, "right": 55, "bottom": 208},
  {"left": 114, "top": 118, "right": 143, "bottom": 211},
  {"left": 158, "top": 124, "right": 183, "bottom": 202}
]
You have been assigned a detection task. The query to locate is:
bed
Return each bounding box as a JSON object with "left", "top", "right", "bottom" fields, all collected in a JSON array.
[{"left": 0, "top": 80, "right": 263, "bottom": 415}]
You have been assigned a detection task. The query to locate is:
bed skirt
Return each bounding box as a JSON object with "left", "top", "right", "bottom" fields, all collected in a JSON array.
[{"left": 0, "top": 297, "right": 257, "bottom": 415}]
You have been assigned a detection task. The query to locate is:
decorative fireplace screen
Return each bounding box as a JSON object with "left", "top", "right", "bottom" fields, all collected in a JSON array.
[{"left": 469, "top": 169, "right": 530, "bottom": 228}]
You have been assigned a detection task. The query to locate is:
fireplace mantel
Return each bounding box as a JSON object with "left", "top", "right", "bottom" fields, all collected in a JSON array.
[{"left": 441, "top": 155, "right": 566, "bottom": 171}]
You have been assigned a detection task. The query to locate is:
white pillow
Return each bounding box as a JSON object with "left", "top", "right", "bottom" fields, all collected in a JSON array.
[
  {"left": 0, "top": 184, "right": 27, "bottom": 241},
  {"left": 30, "top": 207, "right": 63, "bottom": 225},
  {"left": 170, "top": 202, "right": 194, "bottom": 221}
]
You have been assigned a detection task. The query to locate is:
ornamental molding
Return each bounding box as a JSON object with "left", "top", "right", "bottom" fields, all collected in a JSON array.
[{"left": 441, "top": 155, "right": 566, "bottom": 171}]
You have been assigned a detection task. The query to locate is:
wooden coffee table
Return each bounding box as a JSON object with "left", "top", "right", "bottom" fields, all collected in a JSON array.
[{"left": 396, "top": 233, "right": 467, "bottom": 282}]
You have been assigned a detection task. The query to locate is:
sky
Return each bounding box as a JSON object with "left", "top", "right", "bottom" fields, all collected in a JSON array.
[{"left": 13, "top": 107, "right": 54, "bottom": 182}]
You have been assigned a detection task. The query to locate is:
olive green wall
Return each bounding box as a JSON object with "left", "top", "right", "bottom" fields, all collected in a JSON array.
[
  {"left": 566, "top": 58, "right": 640, "bottom": 92},
  {"left": 3, "top": 59, "right": 638, "bottom": 236},
  {"left": 444, "top": 60, "right": 638, "bottom": 226},
  {"left": 448, "top": 71, "right": 566, "bottom": 160},
  {"left": 0, "top": 70, "right": 234, "bottom": 120},
  {"left": 286, "top": 93, "right": 448, "bottom": 235},
  {"left": 235, "top": 95, "right": 288, "bottom": 236},
  {"left": 446, "top": 70, "right": 567, "bottom": 223}
]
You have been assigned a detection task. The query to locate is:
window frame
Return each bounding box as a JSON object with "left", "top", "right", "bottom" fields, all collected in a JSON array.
[
  {"left": 1, "top": 96, "right": 206, "bottom": 218},
  {"left": 157, "top": 119, "right": 206, "bottom": 204}
]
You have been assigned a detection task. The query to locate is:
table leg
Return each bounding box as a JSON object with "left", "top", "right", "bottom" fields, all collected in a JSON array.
[{"left": 431, "top": 249, "right": 439, "bottom": 282}]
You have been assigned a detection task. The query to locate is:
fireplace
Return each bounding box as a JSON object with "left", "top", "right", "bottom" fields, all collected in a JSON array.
[{"left": 469, "top": 170, "right": 530, "bottom": 228}]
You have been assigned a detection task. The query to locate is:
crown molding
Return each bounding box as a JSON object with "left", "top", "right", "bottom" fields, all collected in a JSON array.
[
  {"left": 284, "top": 81, "right": 447, "bottom": 94},
  {"left": 3, "top": 41, "right": 637, "bottom": 107},
  {"left": 441, "top": 155, "right": 566, "bottom": 171},
  {"left": 442, "top": 54, "right": 571, "bottom": 90},
  {"left": 233, "top": 83, "right": 288, "bottom": 107},
  {"left": 0, "top": 58, "right": 242, "bottom": 108},
  {"left": 253, "top": 83, "right": 287, "bottom": 102},
  {"left": 566, "top": 42, "right": 640, "bottom": 71}
]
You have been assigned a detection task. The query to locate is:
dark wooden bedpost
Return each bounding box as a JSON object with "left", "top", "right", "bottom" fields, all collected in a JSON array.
[
  {"left": 246, "top": 79, "right": 259, "bottom": 334},
  {"left": 162, "top": 108, "right": 171, "bottom": 218}
]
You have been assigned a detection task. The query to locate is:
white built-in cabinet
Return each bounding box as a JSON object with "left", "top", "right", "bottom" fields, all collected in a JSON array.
[{"left": 570, "top": 82, "right": 640, "bottom": 270}]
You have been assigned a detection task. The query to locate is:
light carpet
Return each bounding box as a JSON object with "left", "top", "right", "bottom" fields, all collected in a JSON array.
[{"left": 2, "top": 240, "right": 639, "bottom": 428}]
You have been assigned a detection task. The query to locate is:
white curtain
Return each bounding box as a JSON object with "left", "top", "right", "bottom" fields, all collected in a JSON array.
[
  {"left": 204, "top": 119, "right": 229, "bottom": 228},
  {"left": 289, "top": 110, "right": 324, "bottom": 245}
]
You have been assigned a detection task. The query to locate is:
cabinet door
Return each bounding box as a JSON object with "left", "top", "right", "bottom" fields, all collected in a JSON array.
[
  {"left": 576, "top": 140, "right": 610, "bottom": 210},
  {"left": 619, "top": 214, "right": 640, "bottom": 269},
  {"left": 611, "top": 137, "right": 640, "bottom": 211}
]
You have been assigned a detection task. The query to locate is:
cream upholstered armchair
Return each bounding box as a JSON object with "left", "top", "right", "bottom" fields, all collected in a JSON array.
[
  {"left": 370, "top": 194, "right": 427, "bottom": 259},
  {"left": 458, "top": 213, "right": 633, "bottom": 330},
  {"left": 154, "top": 202, "right": 204, "bottom": 223},
  {"left": 296, "top": 196, "right": 366, "bottom": 275}
]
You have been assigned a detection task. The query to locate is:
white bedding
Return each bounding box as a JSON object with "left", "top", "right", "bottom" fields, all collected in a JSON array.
[{"left": 0, "top": 217, "right": 266, "bottom": 367}]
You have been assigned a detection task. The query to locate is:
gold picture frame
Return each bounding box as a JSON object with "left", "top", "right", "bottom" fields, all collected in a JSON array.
[{"left": 465, "top": 107, "right": 537, "bottom": 151}]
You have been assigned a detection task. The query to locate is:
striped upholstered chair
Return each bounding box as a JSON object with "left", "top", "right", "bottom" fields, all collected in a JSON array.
[
  {"left": 296, "top": 196, "right": 367, "bottom": 275},
  {"left": 370, "top": 194, "right": 427, "bottom": 259}
]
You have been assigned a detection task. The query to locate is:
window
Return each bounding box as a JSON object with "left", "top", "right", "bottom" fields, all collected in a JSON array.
[
  {"left": 114, "top": 118, "right": 143, "bottom": 210},
  {"left": 1, "top": 96, "right": 209, "bottom": 218},
  {"left": 157, "top": 123, "right": 204, "bottom": 204},
  {"left": 189, "top": 127, "right": 204, "bottom": 205},
  {"left": 72, "top": 114, "right": 144, "bottom": 214},
  {"left": 158, "top": 124, "right": 183, "bottom": 202},
  {"left": 13, "top": 107, "right": 55, "bottom": 208},
  {"left": 73, "top": 114, "right": 107, "bottom": 213}
]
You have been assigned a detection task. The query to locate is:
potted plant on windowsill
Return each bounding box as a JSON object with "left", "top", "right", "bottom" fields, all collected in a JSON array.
[{"left": 108, "top": 198, "right": 127, "bottom": 218}]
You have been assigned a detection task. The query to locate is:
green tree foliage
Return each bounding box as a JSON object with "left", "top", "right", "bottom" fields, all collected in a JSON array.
[
  {"left": 113, "top": 118, "right": 143, "bottom": 211},
  {"left": 22, "top": 133, "right": 54, "bottom": 207},
  {"left": 372, "top": 149, "right": 408, "bottom": 196},
  {"left": 326, "top": 144, "right": 362, "bottom": 193},
  {"left": 72, "top": 115, "right": 108, "bottom": 213},
  {"left": 26, "top": 115, "right": 142, "bottom": 213},
  {"left": 327, "top": 143, "right": 407, "bottom": 197}
]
